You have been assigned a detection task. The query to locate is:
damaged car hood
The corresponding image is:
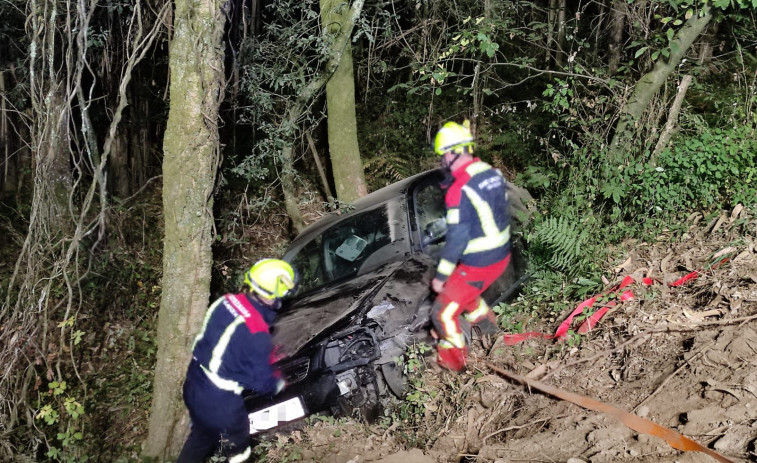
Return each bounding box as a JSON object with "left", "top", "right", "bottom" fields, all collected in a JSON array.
[{"left": 272, "top": 255, "right": 436, "bottom": 358}]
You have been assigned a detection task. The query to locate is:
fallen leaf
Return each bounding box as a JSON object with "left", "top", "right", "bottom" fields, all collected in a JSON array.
[
  {"left": 710, "top": 213, "right": 728, "bottom": 234},
  {"left": 730, "top": 204, "right": 743, "bottom": 221},
  {"left": 682, "top": 308, "right": 724, "bottom": 321},
  {"left": 712, "top": 246, "right": 736, "bottom": 260},
  {"left": 734, "top": 249, "right": 752, "bottom": 262},
  {"left": 661, "top": 252, "right": 672, "bottom": 274},
  {"left": 614, "top": 256, "right": 632, "bottom": 274}
]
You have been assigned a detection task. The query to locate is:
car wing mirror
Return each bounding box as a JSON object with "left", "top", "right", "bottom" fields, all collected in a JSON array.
[
  {"left": 335, "top": 234, "right": 367, "bottom": 262},
  {"left": 422, "top": 218, "right": 447, "bottom": 246}
]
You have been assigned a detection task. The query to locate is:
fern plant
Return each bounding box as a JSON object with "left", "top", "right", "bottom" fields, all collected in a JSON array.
[
  {"left": 364, "top": 152, "right": 416, "bottom": 190},
  {"left": 530, "top": 216, "right": 591, "bottom": 275}
]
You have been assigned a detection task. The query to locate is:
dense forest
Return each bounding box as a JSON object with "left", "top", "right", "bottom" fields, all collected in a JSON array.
[{"left": 1, "top": 0, "right": 756, "bottom": 461}]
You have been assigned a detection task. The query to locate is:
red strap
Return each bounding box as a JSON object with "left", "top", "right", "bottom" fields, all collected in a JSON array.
[
  {"left": 225, "top": 294, "right": 268, "bottom": 334},
  {"left": 504, "top": 276, "right": 634, "bottom": 345},
  {"left": 504, "top": 259, "right": 730, "bottom": 346}
]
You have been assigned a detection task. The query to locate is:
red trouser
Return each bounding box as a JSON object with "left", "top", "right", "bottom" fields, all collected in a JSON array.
[{"left": 431, "top": 256, "right": 509, "bottom": 371}]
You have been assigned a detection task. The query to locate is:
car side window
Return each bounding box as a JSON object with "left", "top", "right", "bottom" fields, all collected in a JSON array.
[
  {"left": 414, "top": 182, "right": 447, "bottom": 255},
  {"left": 323, "top": 207, "right": 391, "bottom": 282},
  {"left": 287, "top": 205, "right": 398, "bottom": 295},
  {"left": 289, "top": 236, "right": 325, "bottom": 294}
]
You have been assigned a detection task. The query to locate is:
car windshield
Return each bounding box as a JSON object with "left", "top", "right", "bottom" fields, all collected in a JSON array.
[{"left": 285, "top": 202, "right": 410, "bottom": 295}]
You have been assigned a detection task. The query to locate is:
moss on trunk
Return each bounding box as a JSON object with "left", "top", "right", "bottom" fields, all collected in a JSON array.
[
  {"left": 142, "top": 0, "right": 226, "bottom": 459},
  {"left": 321, "top": 0, "right": 367, "bottom": 204}
]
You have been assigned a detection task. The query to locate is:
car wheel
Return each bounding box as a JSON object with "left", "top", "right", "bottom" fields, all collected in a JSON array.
[{"left": 380, "top": 361, "right": 407, "bottom": 398}]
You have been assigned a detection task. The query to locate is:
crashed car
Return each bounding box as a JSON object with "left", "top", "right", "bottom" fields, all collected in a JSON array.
[{"left": 244, "top": 168, "right": 528, "bottom": 435}]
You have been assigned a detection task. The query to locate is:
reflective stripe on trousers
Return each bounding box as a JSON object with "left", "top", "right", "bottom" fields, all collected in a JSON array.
[{"left": 431, "top": 257, "right": 509, "bottom": 348}]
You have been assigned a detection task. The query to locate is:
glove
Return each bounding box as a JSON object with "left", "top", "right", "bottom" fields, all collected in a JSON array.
[{"left": 275, "top": 377, "right": 286, "bottom": 395}]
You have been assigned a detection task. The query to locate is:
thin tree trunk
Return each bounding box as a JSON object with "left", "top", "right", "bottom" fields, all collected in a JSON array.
[
  {"left": 278, "top": 0, "right": 365, "bottom": 233},
  {"left": 111, "top": 129, "right": 131, "bottom": 197},
  {"left": 130, "top": 93, "right": 150, "bottom": 190},
  {"left": 591, "top": 1, "right": 606, "bottom": 63},
  {"left": 306, "top": 131, "right": 335, "bottom": 201},
  {"left": 651, "top": 74, "right": 692, "bottom": 159},
  {"left": 607, "top": 4, "right": 712, "bottom": 165},
  {"left": 0, "top": 70, "right": 16, "bottom": 194},
  {"left": 143, "top": 0, "right": 226, "bottom": 458},
  {"left": 546, "top": 0, "right": 556, "bottom": 69},
  {"left": 555, "top": 0, "right": 566, "bottom": 68},
  {"left": 608, "top": 0, "right": 626, "bottom": 76}
]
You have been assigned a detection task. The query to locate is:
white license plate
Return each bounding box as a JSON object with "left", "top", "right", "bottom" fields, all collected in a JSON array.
[{"left": 249, "top": 397, "right": 306, "bottom": 434}]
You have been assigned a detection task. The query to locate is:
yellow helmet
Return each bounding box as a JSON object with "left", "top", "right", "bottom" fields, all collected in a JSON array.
[
  {"left": 244, "top": 259, "right": 297, "bottom": 299},
  {"left": 434, "top": 120, "right": 474, "bottom": 156}
]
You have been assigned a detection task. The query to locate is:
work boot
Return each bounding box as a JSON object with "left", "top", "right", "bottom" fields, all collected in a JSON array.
[
  {"left": 472, "top": 317, "right": 499, "bottom": 337},
  {"left": 436, "top": 343, "right": 468, "bottom": 372}
]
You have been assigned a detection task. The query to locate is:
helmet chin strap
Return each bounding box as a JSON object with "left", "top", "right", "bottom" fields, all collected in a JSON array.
[
  {"left": 440, "top": 151, "right": 462, "bottom": 190},
  {"left": 441, "top": 151, "right": 462, "bottom": 171}
]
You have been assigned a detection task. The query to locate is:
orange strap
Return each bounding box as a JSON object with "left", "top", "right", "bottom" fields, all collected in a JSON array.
[{"left": 484, "top": 361, "right": 735, "bottom": 463}]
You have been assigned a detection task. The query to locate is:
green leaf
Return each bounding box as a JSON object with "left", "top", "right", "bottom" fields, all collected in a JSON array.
[
  {"left": 634, "top": 46, "right": 649, "bottom": 58},
  {"left": 667, "top": 28, "right": 674, "bottom": 41},
  {"left": 652, "top": 50, "right": 660, "bottom": 61}
]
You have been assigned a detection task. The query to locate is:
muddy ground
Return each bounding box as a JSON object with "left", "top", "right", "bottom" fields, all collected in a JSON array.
[{"left": 258, "top": 208, "right": 757, "bottom": 463}]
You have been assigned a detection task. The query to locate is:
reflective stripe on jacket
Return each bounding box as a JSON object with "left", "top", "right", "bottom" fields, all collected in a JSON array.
[
  {"left": 190, "top": 293, "right": 280, "bottom": 396},
  {"left": 435, "top": 159, "right": 511, "bottom": 280}
]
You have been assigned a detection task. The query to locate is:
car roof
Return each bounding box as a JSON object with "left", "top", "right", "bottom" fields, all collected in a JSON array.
[{"left": 286, "top": 169, "right": 442, "bottom": 252}]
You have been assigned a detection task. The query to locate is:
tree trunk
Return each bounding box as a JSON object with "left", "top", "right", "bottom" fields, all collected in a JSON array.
[
  {"left": 277, "top": 0, "right": 365, "bottom": 234},
  {"left": 1, "top": 70, "right": 17, "bottom": 194},
  {"left": 607, "top": 4, "right": 712, "bottom": 166},
  {"left": 555, "top": 0, "right": 566, "bottom": 68},
  {"left": 130, "top": 93, "right": 150, "bottom": 190},
  {"left": 306, "top": 131, "right": 335, "bottom": 202},
  {"left": 607, "top": 0, "right": 626, "bottom": 76},
  {"left": 321, "top": 0, "right": 367, "bottom": 203},
  {"left": 545, "top": 0, "right": 556, "bottom": 69},
  {"left": 142, "top": 0, "right": 226, "bottom": 459},
  {"left": 28, "top": 0, "right": 73, "bottom": 234},
  {"left": 651, "top": 74, "right": 692, "bottom": 160},
  {"left": 37, "top": 90, "right": 72, "bottom": 227},
  {"left": 111, "top": 129, "right": 131, "bottom": 198}
]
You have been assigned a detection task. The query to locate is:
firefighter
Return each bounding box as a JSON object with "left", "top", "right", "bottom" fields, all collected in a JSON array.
[
  {"left": 176, "top": 259, "right": 297, "bottom": 463},
  {"left": 430, "top": 120, "right": 511, "bottom": 372}
]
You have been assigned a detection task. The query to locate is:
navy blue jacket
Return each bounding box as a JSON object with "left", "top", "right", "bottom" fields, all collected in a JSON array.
[
  {"left": 191, "top": 293, "right": 280, "bottom": 396},
  {"left": 435, "top": 159, "right": 511, "bottom": 281}
]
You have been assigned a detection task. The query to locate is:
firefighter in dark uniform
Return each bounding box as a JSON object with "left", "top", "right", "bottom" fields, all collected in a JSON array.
[
  {"left": 430, "top": 121, "right": 511, "bottom": 372},
  {"left": 176, "top": 259, "right": 297, "bottom": 463}
]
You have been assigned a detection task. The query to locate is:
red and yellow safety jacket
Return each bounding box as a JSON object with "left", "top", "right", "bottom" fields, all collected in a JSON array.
[{"left": 435, "top": 158, "right": 511, "bottom": 281}]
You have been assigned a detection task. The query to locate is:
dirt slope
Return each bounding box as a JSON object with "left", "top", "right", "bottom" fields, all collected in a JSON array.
[{"left": 258, "top": 209, "right": 757, "bottom": 463}]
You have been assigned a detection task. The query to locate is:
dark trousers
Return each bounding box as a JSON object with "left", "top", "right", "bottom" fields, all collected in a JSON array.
[{"left": 176, "top": 362, "right": 251, "bottom": 463}]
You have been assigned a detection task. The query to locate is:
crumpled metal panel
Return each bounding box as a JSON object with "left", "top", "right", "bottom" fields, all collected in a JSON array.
[{"left": 271, "top": 261, "right": 404, "bottom": 358}]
